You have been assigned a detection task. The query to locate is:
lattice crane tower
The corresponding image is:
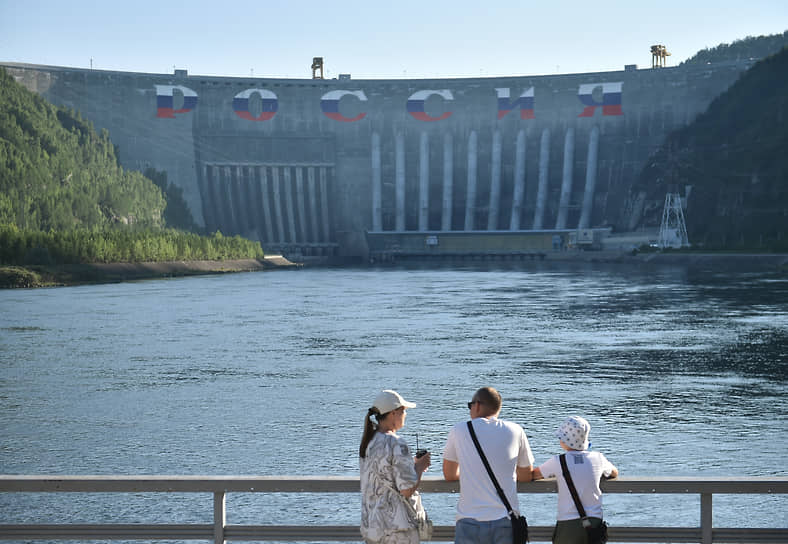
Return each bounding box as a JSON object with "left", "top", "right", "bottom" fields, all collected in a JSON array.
[
  {"left": 658, "top": 193, "right": 689, "bottom": 248},
  {"left": 311, "top": 57, "right": 324, "bottom": 79}
]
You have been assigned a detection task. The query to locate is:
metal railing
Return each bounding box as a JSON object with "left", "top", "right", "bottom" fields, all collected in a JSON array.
[{"left": 1, "top": 475, "right": 786, "bottom": 543}]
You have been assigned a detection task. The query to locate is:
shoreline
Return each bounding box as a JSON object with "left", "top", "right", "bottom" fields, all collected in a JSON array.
[
  {"left": 0, "top": 255, "right": 300, "bottom": 288},
  {"left": 2, "top": 251, "right": 786, "bottom": 289}
]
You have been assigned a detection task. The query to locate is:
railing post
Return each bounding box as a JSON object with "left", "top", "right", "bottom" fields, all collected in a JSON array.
[
  {"left": 214, "top": 491, "right": 226, "bottom": 544},
  {"left": 700, "top": 492, "right": 712, "bottom": 544}
]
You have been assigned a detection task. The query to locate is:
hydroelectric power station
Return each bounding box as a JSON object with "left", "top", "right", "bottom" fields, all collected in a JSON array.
[{"left": 1, "top": 58, "right": 754, "bottom": 261}]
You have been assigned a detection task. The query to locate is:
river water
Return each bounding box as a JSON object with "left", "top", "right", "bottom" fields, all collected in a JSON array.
[{"left": 1, "top": 261, "right": 786, "bottom": 536}]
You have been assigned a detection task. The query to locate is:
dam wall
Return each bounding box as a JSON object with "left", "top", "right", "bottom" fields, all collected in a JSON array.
[{"left": 2, "top": 60, "right": 753, "bottom": 258}]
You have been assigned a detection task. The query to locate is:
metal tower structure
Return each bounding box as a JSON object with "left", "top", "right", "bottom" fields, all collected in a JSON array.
[
  {"left": 651, "top": 44, "right": 671, "bottom": 68},
  {"left": 658, "top": 193, "right": 689, "bottom": 248},
  {"left": 311, "top": 57, "right": 324, "bottom": 79}
]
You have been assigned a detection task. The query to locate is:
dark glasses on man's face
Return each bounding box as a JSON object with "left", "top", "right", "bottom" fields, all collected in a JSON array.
[{"left": 467, "top": 400, "right": 478, "bottom": 409}]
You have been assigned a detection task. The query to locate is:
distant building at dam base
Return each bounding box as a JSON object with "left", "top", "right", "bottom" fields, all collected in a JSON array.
[{"left": 2, "top": 60, "right": 754, "bottom": 261}]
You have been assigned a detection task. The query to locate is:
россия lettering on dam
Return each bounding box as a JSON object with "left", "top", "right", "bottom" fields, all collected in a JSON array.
[{"left": 1, "top": 60, "right": 753, "bottom": 260}]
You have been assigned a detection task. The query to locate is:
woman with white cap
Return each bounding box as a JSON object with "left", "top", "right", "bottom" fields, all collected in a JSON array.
[
  {"left": 360, "top": 390, "right": 432, "bottom": 544},
  {"left": 532, "top": 416, "right": 619, "bottom": 544}
]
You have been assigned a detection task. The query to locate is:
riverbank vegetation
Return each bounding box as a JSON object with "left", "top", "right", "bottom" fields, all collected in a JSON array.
[
  {"left": 0, "top": 224, "right": 263, "bottom": 266},
  {"left": 0, "top": 225, "right": 264, "bottom": 287}
]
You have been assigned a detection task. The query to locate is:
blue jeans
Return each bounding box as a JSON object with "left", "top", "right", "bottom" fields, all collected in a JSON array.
[{"left": 455, "top": 516, "right": 512, "bottom": 544}]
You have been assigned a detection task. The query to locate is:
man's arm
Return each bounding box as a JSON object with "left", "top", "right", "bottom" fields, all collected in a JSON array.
[
  {"left": 516, "top": 464, "right": 533, "bottom": 482},
  {"left": 443, "top": 459, "right": 460, "bottom": 481}
]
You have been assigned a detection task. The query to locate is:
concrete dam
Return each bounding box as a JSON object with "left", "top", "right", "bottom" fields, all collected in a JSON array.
[{"left": 2, "top": 60, "right": 753, "bottom": 260}]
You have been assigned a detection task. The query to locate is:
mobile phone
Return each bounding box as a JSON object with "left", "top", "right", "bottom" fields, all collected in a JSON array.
[{"left": 415, "top": 434, "right": 428, "bottom": 458}]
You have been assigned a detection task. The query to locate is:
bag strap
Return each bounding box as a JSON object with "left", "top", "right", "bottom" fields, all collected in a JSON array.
[
  {"left": 559, "top": 454, "right": 590, "bottom": 524},
  {"left": 466, "top": 420, "right": 516, "bottom": 517}
]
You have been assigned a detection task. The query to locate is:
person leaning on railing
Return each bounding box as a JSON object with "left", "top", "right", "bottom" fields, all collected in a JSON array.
[
  {"left": 442, "top": 386, "right": 535, "bottom": 544},
  {"left": 532, "top": 416, "right": 619, "bottom": 544},
  {"left": 359, "top": 390, "right": 432, "bottom": 544}
]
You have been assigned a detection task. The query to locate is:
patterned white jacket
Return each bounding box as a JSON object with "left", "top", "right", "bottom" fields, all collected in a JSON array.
[{"left": 360, "top": 432, "right": 424, "bottom": 542}]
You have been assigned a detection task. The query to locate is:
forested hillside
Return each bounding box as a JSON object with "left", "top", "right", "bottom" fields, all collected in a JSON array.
[
  {"left": 681, "top": 31, "right": 788, "bottom": 67},
  {"left": 0, "top": 68, "right": 167, "bottom": 230},
  {"left": 631, "top": 46, "right": 788, "bottom": 249},
  {"left": 0, "top": 67, "right": 263, "bottom": 276}
]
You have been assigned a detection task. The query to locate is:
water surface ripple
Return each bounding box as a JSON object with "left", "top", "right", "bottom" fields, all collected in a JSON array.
[{"left": 1, "top": 262, "right": 786, "bottom": 530}]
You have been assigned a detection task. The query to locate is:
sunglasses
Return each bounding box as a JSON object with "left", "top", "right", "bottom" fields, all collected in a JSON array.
[{"left": 467, "top": 400, "right": 482, "bottom": 409}]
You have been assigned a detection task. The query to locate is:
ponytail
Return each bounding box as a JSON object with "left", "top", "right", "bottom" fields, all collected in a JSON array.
[{"left": 359, "top": 407, "right": 382, "bottom": 458}]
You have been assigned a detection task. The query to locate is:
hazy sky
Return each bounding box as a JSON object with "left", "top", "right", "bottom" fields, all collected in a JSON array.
[{"left": 1, "top": 1, "right": 786, "bottom": 79}]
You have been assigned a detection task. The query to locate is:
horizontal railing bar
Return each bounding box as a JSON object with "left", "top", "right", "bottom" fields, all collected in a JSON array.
[
  {"left": 711, "top": 529, "right": 788, "bottom": 543},
  {"left": 0, "top": 524, "right": 213, "bottom": 539},
  {"left": 1, "top": 525, "right": 784, "bottom": 543},
  {"left": 225, "top": 525, "right": 364, "bottom": 541},
  {"left": 0, "top": 475, "right": 362, "bottom": 493},
  {"left": 2, "top": 476, "right": 786, "bottom": 542},
  {"left": 1, "top": 475, "right": 786, "bottom": 494},
  {"left": 223, "top": 525, "right": 553, "bottom": 542}
]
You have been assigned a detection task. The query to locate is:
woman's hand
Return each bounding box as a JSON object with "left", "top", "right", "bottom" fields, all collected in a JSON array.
[{"left": 414, "top": 451, "right": 431, "bottom": 473}]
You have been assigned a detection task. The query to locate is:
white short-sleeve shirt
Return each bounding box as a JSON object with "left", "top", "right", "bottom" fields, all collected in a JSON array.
[
  {"left": 537, "top": 450, "right": 615, "bottom": 520},
  {"left": 443, "top": 417, "right": 535, "bottom": 521}
]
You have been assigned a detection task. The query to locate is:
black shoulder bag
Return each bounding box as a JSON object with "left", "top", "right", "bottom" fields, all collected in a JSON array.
[
  {"left": 466, "top": 421, "right": 529, "bottom": 544},
  {"left": 559, "top": 454, "right": 609, "bottom": 544}
]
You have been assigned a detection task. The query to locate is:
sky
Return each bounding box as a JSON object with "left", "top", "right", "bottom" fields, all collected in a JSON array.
[{"left": 1, "top": 1, "right": 787, "bottom": 80}]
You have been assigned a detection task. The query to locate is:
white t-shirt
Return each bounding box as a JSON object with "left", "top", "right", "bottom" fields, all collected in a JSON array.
[
  {"left": 537, "top": 450, "right": 615, "bottom": 520},
  {"left": 443, "top": 417, "right": 535, "bottom": 521}
]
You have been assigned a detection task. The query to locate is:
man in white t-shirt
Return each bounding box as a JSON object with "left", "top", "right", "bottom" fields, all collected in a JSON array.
[{"left": 442, "top": 387, "right": 535, "bottom": 544}]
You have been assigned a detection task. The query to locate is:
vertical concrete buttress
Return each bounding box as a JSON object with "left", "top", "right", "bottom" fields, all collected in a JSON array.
[
  {"left": 207, "top": 166, "right": 220, "bottom": 232},
  {"left": 556, "top": 127, "right": 575, "bottom": 229},
  {"left": 246, "top": 166, "right": 258, "bottom": 236},
  {"left": 395, "top": 131, "right": 406, "bottom": 231},
  {"left": 223, "top": 166, "right": 238, "bottom": 235},
  {"left": 307, "top": 167, "right": 320, "bottom": 242},
  {"left": 295, "top": 167, "right": 307, "bottom": 242},
  {"left": 271, "top": 167, "right": 285, "bottom": 243},
  {"left": 283, "top": 168, "right": 297, "bottom": 242},
  {"left": 200, "top": 164, "right": 213, "bottom": 231},
  {"left": 371, "top": 132, "right": 382, "bottom": 232},
  {"left": 319, "top": 167, "right": 330, "bottom": 242},
  {"left": 235, "top": 166, "right": 249, "bottom": 235},
  {"left": 419, "top": 132, "right": 429, "bottom": 231},
  {"left": 259, "top": 167, "right": 275, "bottom": 243},
  {"left": 579, "top": 125, "right": 600, "bottom": 229},
  {"left": 533, "top": 129, "right": 551, "bottom": 229},
  {"left": 488, "top": 129, "right": 502, "bottom": 230},
  {"left": 213, "top": 166, "right": 227, "bottom": 233},
  {"left": 510, "top": 130, "right": 526, "bottom": 230},
  {"left": 442, "top": 132, "right": 453, "bottom": 231},
  {"left": 465, "top": 131, "right": 478, "bottom": 231}
]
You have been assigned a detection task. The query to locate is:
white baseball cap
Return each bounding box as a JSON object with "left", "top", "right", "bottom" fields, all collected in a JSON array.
[{"left": 372, "top": 390, "right": 417, "bottom": 414}]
